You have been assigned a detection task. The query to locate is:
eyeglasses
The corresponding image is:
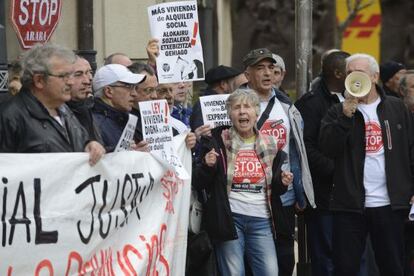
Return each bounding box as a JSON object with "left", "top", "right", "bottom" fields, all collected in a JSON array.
[
  {"left": 109, "top": 83, "right": 137, "bottom": 90},
  {"left": 47, "top": 71, "right": 75, "bottom": 81},
  {"left": 139, "top": 87, "right": 157, "bottom": 95}
]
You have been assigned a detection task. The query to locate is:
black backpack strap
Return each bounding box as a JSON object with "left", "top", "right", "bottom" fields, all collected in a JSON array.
[{"left": 257, "top": 96, "right": 276, "bottom": 130}]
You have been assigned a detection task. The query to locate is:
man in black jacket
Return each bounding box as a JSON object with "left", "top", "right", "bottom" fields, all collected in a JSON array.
[
  {"left": 320, "top": 53, "right": 414, "bottom": 276},
  {"left": 67, "top": 56, "right": 103, "bottom": 144},
  {"left": 0, "top": 44, "right": 105, "bottom": 165},
  {"left": 295, "top": 50, "right": 349, "bottom": 276}
]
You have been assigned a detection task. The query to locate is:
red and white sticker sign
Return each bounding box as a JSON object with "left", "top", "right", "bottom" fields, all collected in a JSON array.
[
  {"left": 232, "top": 150, "right": 265, "bottom": 193},
  {"left": 10, "top": 0, "right": 62, "bottom": 49},
  {"left": 259, "top": 120, "right": 287, "bottom": 150},
  {"left": 365, "top": 121, "right": 383, "bottom": 153}
]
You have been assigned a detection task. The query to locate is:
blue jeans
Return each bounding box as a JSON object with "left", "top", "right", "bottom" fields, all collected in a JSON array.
[{"left": 214, "top": 213, "right": 278, "bottom": 276}]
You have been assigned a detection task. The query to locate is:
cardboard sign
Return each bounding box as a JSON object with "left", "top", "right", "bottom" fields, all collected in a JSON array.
[
  {"left": 199, "top": 94, "right": 231, "bottom": 128},
  {"left": 148, "top": 1, "right": 205, "bottom": 83}
]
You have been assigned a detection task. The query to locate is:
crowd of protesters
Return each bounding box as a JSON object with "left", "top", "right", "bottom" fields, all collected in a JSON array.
[{"left": 1, "top": 41, "right": 414, "bottom": 276}]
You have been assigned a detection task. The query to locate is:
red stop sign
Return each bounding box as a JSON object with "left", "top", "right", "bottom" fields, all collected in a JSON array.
[
  {"left": 10, "top": 0, "right": 62, "bottom": 49},
  {"left": 365, "top": 121, "right": 383, "bottom": 153}
]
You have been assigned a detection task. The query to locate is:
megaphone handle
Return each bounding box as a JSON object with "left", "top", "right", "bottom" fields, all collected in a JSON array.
[{"left": 343, "top": 98, "right": 358, "bottom": 118}]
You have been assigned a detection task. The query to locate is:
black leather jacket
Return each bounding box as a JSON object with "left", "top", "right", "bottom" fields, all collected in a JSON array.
[
  {"left": 0, "top": 89, "right": 89, "bottom": 153},
  {"left": 295, "top": 79, "right": 340, "bottom": 210},
  {"left": 67, "top": 97, "right": 103, "bottom": 144}
]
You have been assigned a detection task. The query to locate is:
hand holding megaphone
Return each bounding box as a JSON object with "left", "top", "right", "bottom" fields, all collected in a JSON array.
[{"left": 343, "top": 96, "right": 358, "bottom": 118}]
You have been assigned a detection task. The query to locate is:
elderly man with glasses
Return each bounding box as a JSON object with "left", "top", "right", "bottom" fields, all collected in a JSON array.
[
  {"left": 127, "top": 62, "right": 158, "bottom": 145},
  {"left": 92, "top": 64, "right": 146, "bottom": 152},
  {"left": 0, "top": 44, "right": 105, "bottom": 166}
]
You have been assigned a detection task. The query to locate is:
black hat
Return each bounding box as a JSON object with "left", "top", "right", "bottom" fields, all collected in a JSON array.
[
  {"left": 243, "top": 48, "right": 276, "bottom": 68},
  {"left": 380, "top": 61, "right": 405, "bottom": 84},
  {"left": 205, "top": 65, "right": 242, "bottom": 85}
]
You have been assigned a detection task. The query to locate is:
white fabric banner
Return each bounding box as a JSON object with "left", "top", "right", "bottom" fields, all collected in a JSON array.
[
  {"left": 147, "top": 1, "right": 205, "bottom": 83},
  {"left": 0, "top": 134, "right": 191, "bottom": 275}
]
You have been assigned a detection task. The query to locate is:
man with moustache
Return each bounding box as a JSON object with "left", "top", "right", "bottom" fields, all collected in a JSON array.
[
  {"left": 67, "top": 56, "right": 102, "bottom": 143},
  {"left": 0, "top": 44, "right": 104, "bottom": 166},
  {"left": 320, "top": 53, "right": 414, "bottom": 275},
  {"left": 92, "top": 64, "right": 146, "bottom": 152},
  {"left": 243, "top": 48, "right": 315, "bottom": 276}
]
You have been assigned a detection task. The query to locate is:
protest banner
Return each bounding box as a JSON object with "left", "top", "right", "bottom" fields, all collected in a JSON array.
[
  {"left": 148, "top": 1, "right": 205, "bottom": 83},
  {"left": 199, "top": 94, "right": 231, "bottom": 128},
  {"left": 114, "top": 114, "right": 138, "bottom": 152},
  {"left": 139, "top": 99, "right": 189, "bottom": 179},
  {"left": 0, "top": 134, "right": 191, "bottom": 275}
]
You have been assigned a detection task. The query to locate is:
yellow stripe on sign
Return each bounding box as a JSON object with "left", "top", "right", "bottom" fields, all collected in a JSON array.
[{"left": 336, "top": 0, "right": 381, "bottom": 60}]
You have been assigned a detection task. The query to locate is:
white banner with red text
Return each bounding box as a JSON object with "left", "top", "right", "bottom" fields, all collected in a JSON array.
[{"left": 0, "top": 134, "right": 191, "bottom": 275}]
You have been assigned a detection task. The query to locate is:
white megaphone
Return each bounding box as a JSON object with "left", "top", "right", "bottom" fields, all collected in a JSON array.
[{"left": 345, "top": 71, "right": 372, "bottom": 98}]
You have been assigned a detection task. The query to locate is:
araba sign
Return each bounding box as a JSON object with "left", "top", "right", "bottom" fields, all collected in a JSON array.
[{"left": 10, "top": 0, "right": 62, "bottom": 49}]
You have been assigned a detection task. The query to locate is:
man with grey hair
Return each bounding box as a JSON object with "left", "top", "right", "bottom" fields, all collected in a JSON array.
[
  {"left": 0, "top": 44, "right": 105, "bottom": 165},
  {"left": 67, "top": 56, "right": 102, "bottom": 144},
  {"left": 399, "top": 70, "right": 414, "bottom": 112},
  {"left": 320, "top": 53, "right": 414, "bottom": 275},
  {"left": 243, "top": 48, "right": 315, "bottom": 276},
  {"left": 271, "top": 53, "right": 286, "bottom": 91}
]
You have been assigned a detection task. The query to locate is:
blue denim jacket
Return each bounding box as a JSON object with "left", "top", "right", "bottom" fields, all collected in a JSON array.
[
  {"left": 274, "top": 88, "right": 315, "bottom": 209},
  {"left": 280, "top": 138, "right": 306, "bottom": 208}
]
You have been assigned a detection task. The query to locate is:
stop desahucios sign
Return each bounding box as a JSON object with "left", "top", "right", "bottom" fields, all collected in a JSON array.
[{"left": 10, "top": 0, "right": 62, "bottom": 49}]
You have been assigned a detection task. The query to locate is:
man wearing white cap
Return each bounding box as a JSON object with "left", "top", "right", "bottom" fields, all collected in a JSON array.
[{"left": 92, "top": 64, "right": 146, "bottom": 152}]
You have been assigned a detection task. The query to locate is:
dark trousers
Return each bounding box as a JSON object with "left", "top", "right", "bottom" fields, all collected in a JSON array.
[
  {"left": 405, "top": 221, "right": 414, "bottom": 275},
  {"left": 275, "top": 205, "right": 295, "bottom": 276},
  {"left": 305, "top": 210, "right": 334, "bottom": 276},
  {"left": 333, "top": 206, "right": 405, "bottom": 276}
]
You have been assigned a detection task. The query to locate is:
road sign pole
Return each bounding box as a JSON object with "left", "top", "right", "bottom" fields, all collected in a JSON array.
[
  {"left": 295, "top": 0, "right": 312, "bottom": 275},
  {"left": 0, "top": 0, "right": 8, "bottom": 93}
]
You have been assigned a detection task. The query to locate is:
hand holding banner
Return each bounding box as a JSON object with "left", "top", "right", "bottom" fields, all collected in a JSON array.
[{"left": 139, "top": 99, "right": 189, "bottom": 179}]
